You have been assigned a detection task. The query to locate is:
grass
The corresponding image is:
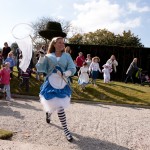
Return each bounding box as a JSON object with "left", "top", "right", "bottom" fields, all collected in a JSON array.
[
  {"left": 0, "top": 129, "right": 13, "bottom": 139},
  {"left": 72, "top": 77, "right": 150, "bottom": 106},
  {"left": 11, "top": 70, "right": 42, "bottom": 96},
  {"left": 10, "top": 67, "right": 150, "bottom": 107}
]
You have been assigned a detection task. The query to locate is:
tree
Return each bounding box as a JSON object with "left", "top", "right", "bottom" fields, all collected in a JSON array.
[
  {"left": 68, "top": 29, "right": 144, "bottom": 47},
  {"left": 67, "top": 33, "right": 83, "bottom": 44},
  {"left": 117, "top": 30, "right": 144, "bottom": 47},
  {"left": 83, "top": 29, "right": 116, "bottom": 45}
]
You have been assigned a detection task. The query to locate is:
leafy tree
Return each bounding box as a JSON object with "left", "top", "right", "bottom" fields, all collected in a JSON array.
[
  {"left": 68, "top": 29, "right": 144, "bottom": 47},
  {"left": 68, "top": 33, "right": 83, "bottom": 44},
  {"left": 118, "top": 30, "right": 144, "bottom": 47}
]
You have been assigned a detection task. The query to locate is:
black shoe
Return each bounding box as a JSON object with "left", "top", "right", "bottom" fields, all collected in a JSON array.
[
  {"left": 66, "top": 135, "right": 73, "bottom": 142},
  {"left": 46, "top": 112, "right": 51, "bottom": 123}
]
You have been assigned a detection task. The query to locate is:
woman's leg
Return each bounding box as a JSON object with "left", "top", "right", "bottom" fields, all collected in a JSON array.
[{"left": 57, "top": 108, "right": 73, "bottom": 142}]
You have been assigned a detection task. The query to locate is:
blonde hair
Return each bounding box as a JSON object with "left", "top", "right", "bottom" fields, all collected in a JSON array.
[
  {"left": 92, "top": 56, "right": 100, "bottom": 62},
  {"left": 47, "top": 37, "right": 64, "bottom": 54}
]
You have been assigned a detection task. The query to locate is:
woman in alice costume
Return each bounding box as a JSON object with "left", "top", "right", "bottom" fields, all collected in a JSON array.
[{"left": 36, "top": 22, "right": 76, "bottom": 142}]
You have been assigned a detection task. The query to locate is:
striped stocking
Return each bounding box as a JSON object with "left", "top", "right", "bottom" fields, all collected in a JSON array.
[{"left": 57, "top": 108, "right": 73, "bottom": 142}]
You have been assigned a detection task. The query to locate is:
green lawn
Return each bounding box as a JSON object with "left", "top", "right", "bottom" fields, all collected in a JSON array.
[
  {"left": 10, "top": 68, "right": 150, "bottom": 107},
  {"left": 72, "top": 77, "right": 150, "bottom": 106}
]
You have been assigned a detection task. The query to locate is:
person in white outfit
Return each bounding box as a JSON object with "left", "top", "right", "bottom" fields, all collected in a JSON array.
[
  {"left": 78, "top": 62, "right": 89, "bottom": 90},
  {"left": 102, "top": 63, "right": 112, "bottom": 83}
]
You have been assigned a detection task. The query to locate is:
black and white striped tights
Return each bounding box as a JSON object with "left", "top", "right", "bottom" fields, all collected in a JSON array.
[{"left": 57, "top": 108, "right": 73, "bottom": 141}]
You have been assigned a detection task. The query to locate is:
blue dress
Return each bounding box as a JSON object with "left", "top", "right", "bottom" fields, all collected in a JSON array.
[{"left": 37, "top": 53, "right": 76, "bottom": 113}]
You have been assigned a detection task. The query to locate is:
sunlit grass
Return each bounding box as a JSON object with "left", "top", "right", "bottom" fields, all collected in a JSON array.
[
  {"left": 11, "top": 67, "right": 150, "bottom": 106},
  {"left": 72, "top": 76, "right": 150, "bottom": 106}
]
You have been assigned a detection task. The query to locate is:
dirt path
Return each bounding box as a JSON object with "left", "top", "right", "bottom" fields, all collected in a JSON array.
[{"left": 0, "top": 99, "right": 150, "bottom": 150}]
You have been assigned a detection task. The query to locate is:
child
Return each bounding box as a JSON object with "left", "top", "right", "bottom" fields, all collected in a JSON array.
[
  {"left": 0, "top": 62, "right": 14, "bottom": 101},
  {"left": 4, "top": 52, "right": 16, "bottom": 78},
  {"left": 89, "top": 56, "right": 101, "bottom": 86},
  {"left": 78, "top": 62, "right": 89, "bottom": 90},
  {"left": 19, "top": 67, "right": 32, "bottom": 92},
  {"left": 102, "top": 63, "right": 112, "bottom": 83}
]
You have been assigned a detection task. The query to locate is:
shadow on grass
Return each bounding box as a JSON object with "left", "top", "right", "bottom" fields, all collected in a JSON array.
[
  {"left": 72, "top": 83, "right": 116, "bottom": 103},
  {"left": 96, "top": 83, "right": 150, "bottom": 105},
  {"left": 72, "top": 85, "right": 94, "bottom": 100},
  {"left": 104, "top": 82, "right": 146, "bottom": 93}
]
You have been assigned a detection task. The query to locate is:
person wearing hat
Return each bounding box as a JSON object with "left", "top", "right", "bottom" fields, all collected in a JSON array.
[
  {"left": 36, "top": 22, "right": 76, "bottom": 142},
  {"left": 89, "top": 56, "right": 102, "bottom": 86}
]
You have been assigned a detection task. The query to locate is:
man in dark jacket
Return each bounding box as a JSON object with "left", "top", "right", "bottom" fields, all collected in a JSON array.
[{"left": 2, "top": 42, "right": 11, "bottom": 61}]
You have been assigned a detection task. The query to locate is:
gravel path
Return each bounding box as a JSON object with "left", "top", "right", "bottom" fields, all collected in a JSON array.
[{"left": 0, "top": 98, "right": 150, "bottom": 150}]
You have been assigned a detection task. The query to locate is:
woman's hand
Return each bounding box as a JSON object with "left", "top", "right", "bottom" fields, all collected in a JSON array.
[{"left": 57, "top": 70, "right": 62, "bottom": 76}]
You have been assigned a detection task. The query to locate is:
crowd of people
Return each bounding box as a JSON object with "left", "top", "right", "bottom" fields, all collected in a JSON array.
[
  {"left": 0, "top": 40, "right": 142, "bottom": 101},
  {"left": 75, "top": 51, "right": 119, "bottom": 89},
  {"left": 0, "top": 42, "right": 34, "bottom": 101}
]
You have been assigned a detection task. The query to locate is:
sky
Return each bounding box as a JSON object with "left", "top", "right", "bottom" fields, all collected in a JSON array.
[{"left": 0, "top": 0, "right": 150, "bottom": 48}]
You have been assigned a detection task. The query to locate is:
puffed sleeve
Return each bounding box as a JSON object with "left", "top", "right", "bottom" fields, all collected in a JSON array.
[
  {"left": 65, "top": 54, "right": 76, "bottom": 76},
  {"left": 35, "top": 56, "right": 48, "bottom": 74}
]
